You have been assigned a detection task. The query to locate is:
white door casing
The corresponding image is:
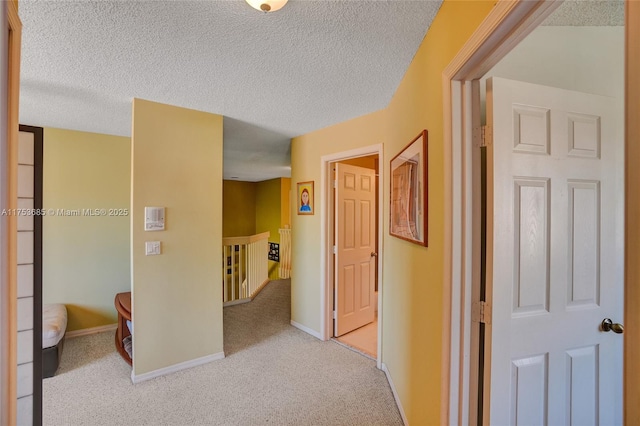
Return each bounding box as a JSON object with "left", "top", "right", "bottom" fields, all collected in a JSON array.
[
  {"left": 334, "top": 163, "right": 376, "bottom": 337},
  {"left": 486, "top": 77, "right": 623, "bottom": 425}
]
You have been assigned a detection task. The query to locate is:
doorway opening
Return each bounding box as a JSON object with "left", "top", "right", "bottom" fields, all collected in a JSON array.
[
  {"left": 321, "top": 144, "right": 383, "bottom": 367},
  {"left": 475, "top": 15, "right": 625, "bottom": 424},
  {"left": 17, "top": 125, "right": 44, "bottom": 425},
  {"left": 332, "top": 155, "right": 379, "bottom": 359},
  {"left": 444, "top": 1, "right": 631, "bottom": 425}
]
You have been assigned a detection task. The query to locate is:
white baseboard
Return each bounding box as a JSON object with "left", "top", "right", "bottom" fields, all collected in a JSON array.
[
  {"left": 131, "top": 351, "right": 225, "bottom": 384},
  {"left": 66, "top": 323, "right": 117, "bottom": 339},
  {"left": 290, "top": 320, "right": 323, "bottom": 340},
  {"left": 223, "top": 279, "right": 271, "bottom": 308},
  {"left": 381, "top": 362, "right": 408, "bottom": 426}
]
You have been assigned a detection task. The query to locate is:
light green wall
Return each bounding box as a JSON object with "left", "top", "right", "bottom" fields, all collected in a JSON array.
[
  {"left": 223, "top": 178, "right": 289, "bottom": 280},
  {"left": 131, "top": 98, "right": 224, "bottom": 376},
  {"left": 42, "top": 127, "right": 130, "bottom": 331},
  {"left": 256, "top": 178, "right": 282, "bottom": 280},
  {"left": 290, "top": 1, "right": 495, "bottom": 423},
  {"left": 223, "top": 180, "right": 256, "bottom": 237}
]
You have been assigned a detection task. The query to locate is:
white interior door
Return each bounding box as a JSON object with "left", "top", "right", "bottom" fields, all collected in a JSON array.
[
  {"left": 486, "top": 77, "right": 623, "bottom": 425},
  {"left": 334, "top": 163, "right": 376, "bottom": 337}
]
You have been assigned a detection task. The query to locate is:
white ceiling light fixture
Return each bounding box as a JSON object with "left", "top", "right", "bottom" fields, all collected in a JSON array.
[{"left": 246, "top": 0, "right": 288, "bottom": 13}]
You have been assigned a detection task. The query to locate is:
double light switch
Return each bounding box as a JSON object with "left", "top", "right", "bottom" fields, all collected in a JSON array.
[{"left": 145, "top": 241, "right": 161, "bottom": 256}]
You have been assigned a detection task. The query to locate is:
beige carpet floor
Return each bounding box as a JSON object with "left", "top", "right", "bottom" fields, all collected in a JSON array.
[{"left": 43, "top": 279, "right": 403, "bottom": 425}]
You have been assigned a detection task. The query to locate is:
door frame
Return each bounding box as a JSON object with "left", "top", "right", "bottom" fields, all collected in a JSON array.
[
  {"left": 333, "top": 162, "right": 377, "bottom": 338},
  {"left": 625, "top": 2, "right": 640, "bottom": 424},
  {"left": 19, "top": 125, "right": 44, "bottom": 425},
  {"left": 321, "top": 143, "right": 383, "bottom": 368},
  {"left": 2, "top": 1, "right": 21, "bottom": 424},
  {"left": 442, "top": 0, "right": 639, "bottom": 424}
]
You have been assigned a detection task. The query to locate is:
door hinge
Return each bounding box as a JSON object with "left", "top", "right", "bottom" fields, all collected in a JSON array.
[
  {"left": 472, "top": 301, "right": 492, "bottom": 324},
  {"left": 475, "top": 125, "right": 493, "bottom": 148},
  {"left": 333, "top": 245, "right": 337, "bottom": 254},
  {"left": 480, "top": 125, "right": 492, "bottom": 148},
  {"left": 333, "top": 310, "right": 337, "bottom": 319},
  {"left": 333, "top": 179, "right": 337, "bottom": 188}
]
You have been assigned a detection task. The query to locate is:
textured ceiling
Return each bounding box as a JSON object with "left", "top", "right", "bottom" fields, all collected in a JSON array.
[
  {"left": 18, "top": 0, "right": 623, "bottom": 182},
  {"left": 542, "top": 0, "right": 624, "bottom": 26},
  {"left": 18, "top": 0, "right": 443, "bottom": 181}
]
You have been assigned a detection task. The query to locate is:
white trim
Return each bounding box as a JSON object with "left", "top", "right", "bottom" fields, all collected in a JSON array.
[
  {"left": 443, "top": 1, "right": 563, "bottom": 425},
  {"left": 131, "top": 351, "right": 225, "bottom": 384},
  {"left": 625, "top": 2, "right": 640, "bottom": 422},
  {"left": 319, "top": 144, "right": 384, "bottom": 164},
  {"left": 223, "top": 297, "right": 251, "bottom": 307},
  {"left": 222, "top": 231, "right": 270, "bottom": 246},
  {"left": 0, "top": 4, "right": 9, "bottom": 421},
  {"left": 253, "top": 278, "right": 270, "bottom": 300},
  {"left": 223, "top": 278, "right": 271, "bottom": 307},
  {"left": 290, "top": 320, "right": 323, "bottom": 340},
  {"left": 467, "top": 79, "right": 483, "bottom": 426},
  {"left": 442, "top": 78, "right": 462, "bottom": 426},
  {"left": 320, "top": 143, "right": 384, "bottom": 369},
  {"left": 66, "top": 323, "right": 117, "bottom": 339},
  {"left": 320, "top": 143, "right": 384, "bottom": 341},
  {"left": 381, "top": 362, "right": 408, "bottom": 426},
  {"left": 4, "top": 5, "right": 20, "bottom": 423}
]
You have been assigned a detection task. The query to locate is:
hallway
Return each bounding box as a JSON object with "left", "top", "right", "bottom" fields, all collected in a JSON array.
[{"left": 43, "top": 279, "right": 401, "bottom": 425}]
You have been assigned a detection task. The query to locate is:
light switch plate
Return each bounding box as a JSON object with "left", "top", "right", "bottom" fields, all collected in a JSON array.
[{"left": 145, "top": 241, "right": 161, "bottom": 256}]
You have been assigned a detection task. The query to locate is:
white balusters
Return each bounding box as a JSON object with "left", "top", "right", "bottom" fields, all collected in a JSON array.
[
  {"left": 278, "top": 227, "right": 291, "bottom": 279},
  {"left": 222, "top": 232, "right": 270, "bottom": 306}
]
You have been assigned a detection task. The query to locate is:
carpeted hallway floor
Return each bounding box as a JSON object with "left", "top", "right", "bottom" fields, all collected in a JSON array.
[{"left": 43, "top": 279, "right": 403, "bottom": 425}]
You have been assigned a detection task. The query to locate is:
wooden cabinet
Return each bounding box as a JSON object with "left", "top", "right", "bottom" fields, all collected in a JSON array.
[{"left": 114, "top": 292, "right": 132, "bottom": 365}]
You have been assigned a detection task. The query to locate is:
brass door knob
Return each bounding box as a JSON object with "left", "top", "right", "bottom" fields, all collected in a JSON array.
[{"left": 601, "top": 318, "right": 624, "bottom": 334}]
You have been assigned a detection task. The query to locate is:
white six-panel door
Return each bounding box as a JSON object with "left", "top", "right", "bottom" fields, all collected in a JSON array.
[
  {"left": 486, "top": 77, "right": 623, "bottom": 425},
  {"left": 334, "top": 163, "right": 376, "bottom": 337}
]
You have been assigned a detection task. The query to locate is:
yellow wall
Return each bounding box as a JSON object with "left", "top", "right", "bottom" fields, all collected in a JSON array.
[
  {"left": 256, "top": 178, "right": 282, "bottom": 280},
  {"left": 381, "top": 1, "right": 495, "bottom": 420},
  {"left": 42, "top": 128, "right": 130, "bottom": 331},
  {"left": 131, "top": 98, "right": 224, "bottom": 376},
  {"left": 290, "top": 1, "right": 495, "bottom": 423},
  {"left": 223, "top": 180, "right": 256, "bottom": 237},
  {"left": 291, "top": 109, "right": 387, "bottom": 331}
]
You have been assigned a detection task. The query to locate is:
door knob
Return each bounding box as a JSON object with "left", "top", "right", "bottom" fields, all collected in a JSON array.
[
  {"left": 371, "top": 252, "right": 378, "bottom": 257},
  {"left": 601, "top": 318, "right": 624, "bottom": 334}
]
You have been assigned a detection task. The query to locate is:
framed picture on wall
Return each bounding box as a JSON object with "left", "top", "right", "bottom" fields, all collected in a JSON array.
[
  {"left": 389, "top": 130, "right": 428, "bottom": 246},
  {"left": 297, "top": 181, "right": 314, "bottom": 215},
  {"left": 268, "top": 242, "right": 280, "bottom": 262}
]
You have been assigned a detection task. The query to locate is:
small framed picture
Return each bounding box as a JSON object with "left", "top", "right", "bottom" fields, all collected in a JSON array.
[{"left": 297, "top": 181, "right": 314, "bottom": 215}]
